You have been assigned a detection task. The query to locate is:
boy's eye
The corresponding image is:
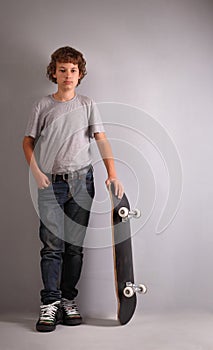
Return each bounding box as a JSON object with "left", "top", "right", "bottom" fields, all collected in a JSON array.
[{"left": 59, "top": 69, "right": 77, "bottom": 73}]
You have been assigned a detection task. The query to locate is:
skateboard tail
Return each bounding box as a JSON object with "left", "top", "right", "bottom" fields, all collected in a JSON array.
[
  {"left": 114, "top": 239, "right": 137, "bottom": 325},
  {"left": 112, "top": 229, "right": 137, "bottom": 325},
  {"left": 118, "top": 294, "right": 137, "bottom": 325}
]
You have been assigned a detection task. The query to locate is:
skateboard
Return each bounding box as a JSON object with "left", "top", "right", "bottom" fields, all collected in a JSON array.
[{"left": 109, "top": 183, "right": 147, "bottom": 325}]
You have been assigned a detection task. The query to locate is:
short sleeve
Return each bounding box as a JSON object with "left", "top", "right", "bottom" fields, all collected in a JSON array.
[
  {"left": 24, "top": 101, "right": 41, "bottom": 139},
  {"left": 89, "top": 100, "right": 105, "bottom": 138}
]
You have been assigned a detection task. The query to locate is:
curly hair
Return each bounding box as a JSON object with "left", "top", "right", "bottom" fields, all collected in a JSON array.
[{"left": 47, "top": 46, "right": 87, "bottom": 85}]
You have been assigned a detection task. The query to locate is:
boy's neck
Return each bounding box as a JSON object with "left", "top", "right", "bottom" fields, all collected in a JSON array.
[{"left": 53, "top": 89, "right": 76, "bottom": 102}]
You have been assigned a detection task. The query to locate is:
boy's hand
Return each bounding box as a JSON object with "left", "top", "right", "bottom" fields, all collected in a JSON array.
[
  {"left": 35, "top": 171, "right": 51, "bottom": 189},
  {"left": 105, "top": 178, "right": 124, "bottom": 199}
]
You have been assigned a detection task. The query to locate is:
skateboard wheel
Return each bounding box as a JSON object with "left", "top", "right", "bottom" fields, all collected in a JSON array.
[
  {"left": 118, "top": 207, "right": 129, "bottom": 218},
  {"left": 123, "top": 286, "right": 134, "bottom": 298},
  {"left": 133, "top": 208, "right": 141, "bottom": 218},
  {"left": 138, "top": 284, "right": 147, "bottom": 294}
]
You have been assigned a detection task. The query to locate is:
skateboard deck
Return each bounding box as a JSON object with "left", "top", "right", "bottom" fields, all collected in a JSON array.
[{"left": 109, "top": 183, "right": 146, "bottom": 325}]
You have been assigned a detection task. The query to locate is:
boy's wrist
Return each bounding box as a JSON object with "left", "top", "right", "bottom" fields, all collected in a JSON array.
[
  {"left": 108, "top": 174, "right": 117, "bottom": 180},
  {"left": 33, "top": 168, "right": 43, "bottom": 179}
]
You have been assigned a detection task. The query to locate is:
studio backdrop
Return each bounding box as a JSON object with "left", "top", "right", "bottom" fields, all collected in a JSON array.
[{"left": 0, "top": 0, "right": 212, "bottom": 317}]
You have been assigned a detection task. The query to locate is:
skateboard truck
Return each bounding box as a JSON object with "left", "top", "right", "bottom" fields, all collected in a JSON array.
[
  {"left": 123, "top": 282, "right": 147, "bottom": 298},
  {"left": 118, "top": 207, "right": 141, "bottom": 222}
]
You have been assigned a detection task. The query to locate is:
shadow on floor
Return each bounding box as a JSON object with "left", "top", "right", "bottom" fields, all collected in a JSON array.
[
  {"left": 83, "top": 317, "right": 120, "bottom": 327},
  {"left": 0, "top": 314, "right": 120, "bottom": 330}
]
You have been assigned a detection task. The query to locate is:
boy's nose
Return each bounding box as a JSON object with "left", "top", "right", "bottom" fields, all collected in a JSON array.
[{"left": 66, "top": 71, "right": 72, "bottom": 78}]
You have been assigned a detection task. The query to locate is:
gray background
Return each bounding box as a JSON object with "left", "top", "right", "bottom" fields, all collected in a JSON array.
[{"left": 0, "top": 0, "right": 213, "bottom": 319}]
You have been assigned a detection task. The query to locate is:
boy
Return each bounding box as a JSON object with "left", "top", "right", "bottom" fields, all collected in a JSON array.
[{"left": 23, "top": 46, "right": 123, "bottom": 332}]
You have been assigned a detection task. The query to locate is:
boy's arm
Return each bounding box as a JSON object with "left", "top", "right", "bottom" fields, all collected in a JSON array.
[
  {"left": 94, "top": 132, "right": 124, "bottom": 199},
  {"left": 22, "top": 136, "right": 51, "bottom": 189}
]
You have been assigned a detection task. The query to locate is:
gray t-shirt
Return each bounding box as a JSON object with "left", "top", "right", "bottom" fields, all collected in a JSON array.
[{"left": 25, "top": 94, "right": 105, "bottom": 173}]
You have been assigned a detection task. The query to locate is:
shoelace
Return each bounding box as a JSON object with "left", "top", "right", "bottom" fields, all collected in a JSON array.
[
  {"left": 39, "top": 301, "right": 60, "bottom": 321},
  {"left": 62, "top": 299, "right": 80, "bottom": 316}
]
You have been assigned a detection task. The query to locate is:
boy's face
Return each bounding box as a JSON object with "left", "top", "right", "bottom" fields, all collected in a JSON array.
[{"left": 53, "top": 62, "right": 81, "bottom": 90}]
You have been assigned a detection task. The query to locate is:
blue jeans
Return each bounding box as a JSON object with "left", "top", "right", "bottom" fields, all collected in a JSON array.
[{"left": 38, "top": 167, "right": 95, "bottom": 304}]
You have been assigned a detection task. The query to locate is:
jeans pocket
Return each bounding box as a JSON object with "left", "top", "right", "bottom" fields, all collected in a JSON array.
[{"left": 86, "top": 172, "right": 95, "bottom": 198}]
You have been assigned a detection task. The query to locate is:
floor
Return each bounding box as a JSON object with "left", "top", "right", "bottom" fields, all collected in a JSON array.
[{"left": 0, "top": 311, "right": 212, "bottom": 350}]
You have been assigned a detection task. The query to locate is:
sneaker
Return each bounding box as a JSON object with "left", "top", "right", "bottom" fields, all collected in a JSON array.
[
  {"left": 61, "top": 298, "right": 82, "bottom": 326},
  {"left": 36, "top": 300, "right": 62, "bottom": 332}
]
